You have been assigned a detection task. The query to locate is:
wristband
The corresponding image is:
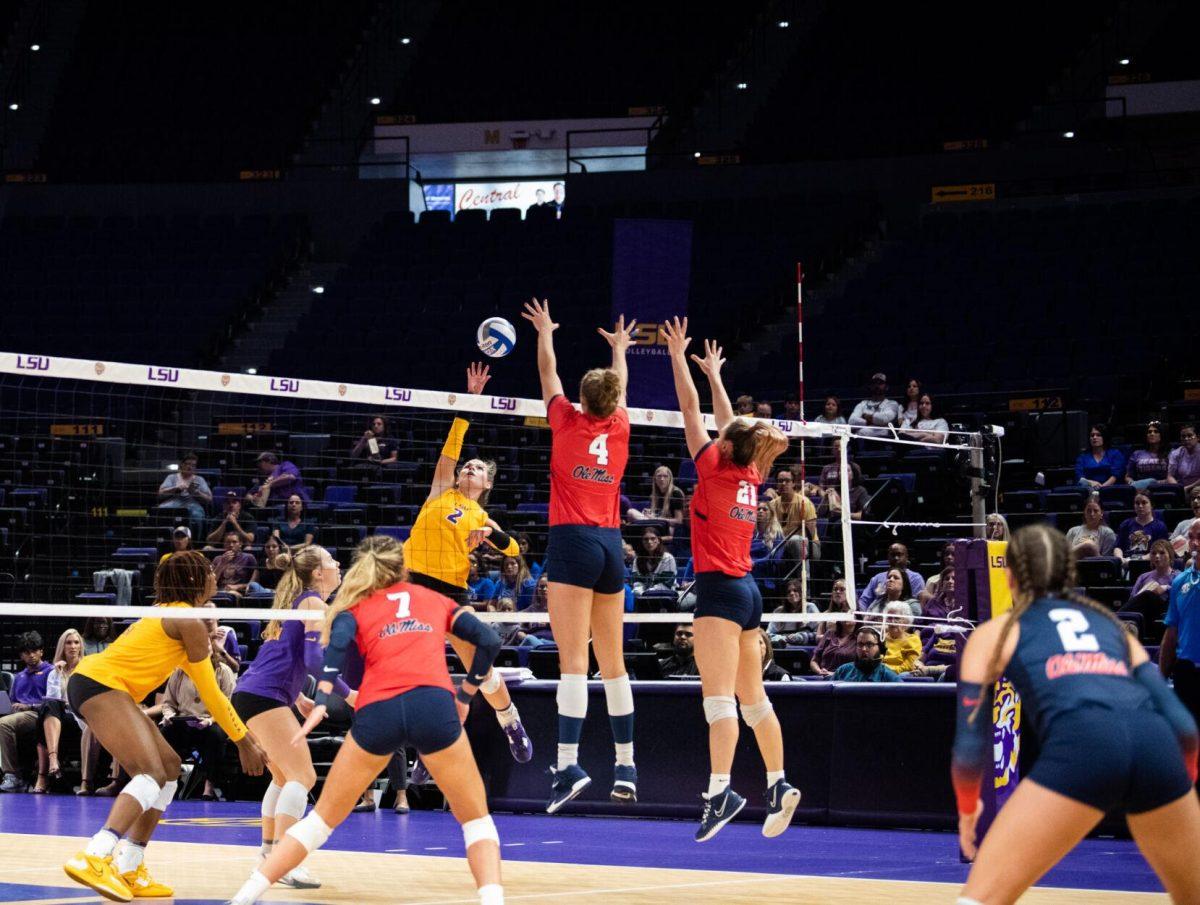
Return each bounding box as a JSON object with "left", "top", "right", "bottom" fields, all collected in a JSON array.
[{"left": 456, "top": 686, "right": 474, "bottom": 706}]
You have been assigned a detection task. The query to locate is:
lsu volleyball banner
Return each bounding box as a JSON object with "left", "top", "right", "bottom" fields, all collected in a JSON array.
[{"left": 611, "top": 219, "right": 693, "bottom": 409}]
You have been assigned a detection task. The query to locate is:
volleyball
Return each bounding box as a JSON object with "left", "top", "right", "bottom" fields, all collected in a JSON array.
[{"left": 477, "top": 316, "right": 517, "bottom": 358}]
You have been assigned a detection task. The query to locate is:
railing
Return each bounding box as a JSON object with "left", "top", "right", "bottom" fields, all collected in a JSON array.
[{"left": 564, "top": 117, "right": 664, "bottom": 173}]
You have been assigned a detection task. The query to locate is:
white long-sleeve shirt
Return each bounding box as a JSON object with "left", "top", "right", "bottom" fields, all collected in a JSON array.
[{"left": 848, "top": 397, "right": 902, "bottom": 438}]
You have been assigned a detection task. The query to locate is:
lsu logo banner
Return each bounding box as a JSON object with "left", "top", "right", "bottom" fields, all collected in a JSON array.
[
  {"left": 490, "top": 397, "right": 517, "bottom": 411},
  {"left": 147, "top": 367, "right": 180, "bottom": 383},
  {"left": 16, "top": 355, "right": 50, "bottom": 371},
  {"left": 385, "top": 387, "right": 412, "bottom": 402},
  {"left": 270, "top": 378, "right": 299, "bottom": 394}
]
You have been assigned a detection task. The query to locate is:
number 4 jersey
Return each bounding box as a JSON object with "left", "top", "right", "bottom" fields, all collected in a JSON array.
[
  {"left": 690, "top": 440, "right": 761, "bottom": 576},
  {"left": 547, "top": 394, "right": 629, "bottom": 528},
  {"left": 351, "top": 582, "right": 459, "bottom": 709},
  {"left": 1004, "top": 597, "right": 1153, "bottom": 739}
]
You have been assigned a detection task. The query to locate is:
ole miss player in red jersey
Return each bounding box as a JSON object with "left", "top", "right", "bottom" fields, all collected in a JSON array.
[
  {"left": 521, "top": 297, "right": 638, "bottom": 813},
  {"left": 661, "top": 316, "right": 801, "bottom": 843},
  {"left": 226, "top": 536, "right": 506, "bottom": 905}
]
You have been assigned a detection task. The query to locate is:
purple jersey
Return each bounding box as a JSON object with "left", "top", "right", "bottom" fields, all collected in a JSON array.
[{"left": 235, "top": 590, "right": 348, "bottom": 705}]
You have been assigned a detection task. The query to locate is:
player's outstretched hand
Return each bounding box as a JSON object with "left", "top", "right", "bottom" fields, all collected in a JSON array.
[
  {"left": 522, "top": 298, "right": 558, "bottom": 333},
  {"left": 235, "top": 732, "right": 268, "bottom": 776},
  {"left": 690, "top": 338, "right": 725, "bottom": 378},
  {"left": 661, "top": 316, "right": 691, "bottom": 358},
  {"left": 598, "top": 314, "right": 637, "bottom": 353},
  {"left": 957, "top": 799, "right": 984, "bottom": 861},
  {"left": 291, "top": 705, "right": 327, "bottom": 746},
  {"left": 467, "top": 362, "right": 491, "bottom": 395}
]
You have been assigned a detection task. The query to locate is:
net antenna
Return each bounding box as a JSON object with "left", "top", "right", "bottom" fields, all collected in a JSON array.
[{"left": 795, "top": 262, "right": 808, "bottom": 608}]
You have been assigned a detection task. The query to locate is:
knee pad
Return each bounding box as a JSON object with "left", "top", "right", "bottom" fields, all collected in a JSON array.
[
  {"left": 556, "top": 674, "right": 588, "bottom": 720},
  {"left": 152, "top": 779, "right": 177, "bottom": 812},
  {"left": 740, "top": 699, "right": 774, "bottom": 728},
  {"left": 702, "top": 696, "right": 737, "bottom": 725},
  {"left": 285, "top": 811, "right": 333, "bottom": 853},
  {"left": 123, "top": 774, "right": 164, "bottom": 813},
  {"left": 462, "top": 815, "right": 499, "bottom": 849},
  {"left": 602, "top": 675, "right": 634, "bottom": 717},
  {"left": 956, "top": 899, "right": 984, "bottom": 905},
  {"left": 479, "top": 671, "right": 503, "bottom": 695},
  {"left": 276, "top": 780, "right": 310, "bottom": 821},
  {"left": 261, "top": 782, "right": 283, "bottom": 819}
]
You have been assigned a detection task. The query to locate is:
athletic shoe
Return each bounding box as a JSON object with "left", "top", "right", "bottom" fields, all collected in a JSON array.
[
  {"left": 64, "top": 853, "right": 133, "bottom": 902},
  {"left": 610, "top": 764, "right": 637, "bottom": 803},
  {"left": 762, "top": 779, "right": 801, "bottom": 838},
  {"left": 695, "top": 788, "right": 746, "bottom": 843},
  {"left": 0, "top": 773, "right": 27, "bottom": 793},
  {"left": 546, "top": 764, "right": 591, "bottom": 814},
  {"left": 409, "top": 759, "right": 431, "bottom": 786},
  {"left": 502, "top": 718, "right": 533, "bottom": 763},
  {"left": 276, "top": 864, "right": 321, "bottom": 889},
  {"left": 121, "top": 864, "right": 174, "bottom": 897}
]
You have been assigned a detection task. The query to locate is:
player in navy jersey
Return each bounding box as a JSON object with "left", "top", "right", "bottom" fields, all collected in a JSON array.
[
  {"left": 953, "top": 524, "right": 1200, "bottom": 905},
  {"left": 661, "top": 317, "right": 800, "bottom": 842},
  {"left": 227, "top": 536, "right": 505, "bottom": 905},
  {"left": 522, "top": 297, "right": 640, "bottom": 813}
]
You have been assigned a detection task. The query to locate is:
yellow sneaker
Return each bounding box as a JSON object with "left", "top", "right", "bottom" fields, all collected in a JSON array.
[
  {"left": 121, "top": 864, "right": 174, "bottom": 898},
  {"left": 64, "top": 852, "right": 133, "bottom": 903}
]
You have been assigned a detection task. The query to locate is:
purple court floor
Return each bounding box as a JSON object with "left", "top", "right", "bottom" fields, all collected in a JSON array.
[{"left": 0, "top": 796, "right": 1163, "bottom": 898}]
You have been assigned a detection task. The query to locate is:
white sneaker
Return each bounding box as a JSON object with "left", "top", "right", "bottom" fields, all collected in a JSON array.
[{"left": 276, "top": 864, "right": 321, "bottom": 889}]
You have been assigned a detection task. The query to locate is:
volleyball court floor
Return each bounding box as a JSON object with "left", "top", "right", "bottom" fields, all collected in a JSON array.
[{"left": 0, "top": 797, "right": 1168, "bottom": 903}]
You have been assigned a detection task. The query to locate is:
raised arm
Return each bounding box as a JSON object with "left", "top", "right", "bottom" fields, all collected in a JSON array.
[
  {"left": 690, "top": 337, "right": 734, "bottom": 430},
  {"left": 430, "top": 363, "right": 491, "bottom": 500},
  {"left": 661, "top": 317, "right": 710, "bottom": 459},
  {"left": 597, "top": 314, "right": 637, "bottom": 409},
  {"left": 522, "top": 298, "right": 565, "bottom": 407}
]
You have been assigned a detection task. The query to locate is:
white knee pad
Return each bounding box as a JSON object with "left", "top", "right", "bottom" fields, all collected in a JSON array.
[
  {"left": 285, "top": 811, "right": 333, "bottom": 853},
  {"left": 152, "top": 779, "right": 177, "bottom": 812},
  {"left": 740, "top": 699, "right": 774, "bottom": 728},
  {"left": 602, "top": 675, "right": 634, "bottom": 717},
  {"left": 123, "top": 774, "right": 164, "bottom": 812},
  {"left": 276, "top": 780, "right": 309, "bottom": 821},
  {"left": 462, "top": 815, "right": 499, "bottom": 849},
  {"left": 556, "top": 674, "right": 588, "bottom": 720},
  {"left": 702, "top": 696, "right": 737, "bottom": 725},
  {"left": 261, "top": 782, "right": 283, "bottom": 819},
  {"left": 957, "top": 899, "right": 984, "bottom": 905},
  {"left": 479, "top": 671, "right": 503, "bottom": 694}
]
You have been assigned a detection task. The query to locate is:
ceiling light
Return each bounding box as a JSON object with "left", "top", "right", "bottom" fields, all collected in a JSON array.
[
  {"left": 8, "top": 103, "right": 17, "bottom": 111},
  {"left": 370, "top": 97, "right": 381, "bottom": 105},
  {"left": 401, "top": 37, "right": 412, "bottom": 45},
  {"left": 246, "top": 367, "right": 257, "bottom": 375},
  {"left": 29, "top": 44, "right": 39, "bottom": 51},
  {"left": 693, "top": 151, "right": 701, "bottom": 158},
  {"left": 1062, "top": 131, "right": 1075, "bottom": 139},
  {"left": 777, "top": 20, "right": 789, "bottom": 28},
  {"left": 1118, "top": 58, "right": 1130, "bottom": 66},
  {"left": 311, "top": 285, "right": 325, "bottom": 294},
  {"left": 736, "top": 82, "right": 748, "bottom": 90}
]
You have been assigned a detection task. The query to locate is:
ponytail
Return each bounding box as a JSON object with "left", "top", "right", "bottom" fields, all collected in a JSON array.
[
  {"left": 262, "top": 545, "right": 329, "bottom": 641},
  {"left": 322, "top": 535, "right": 407, "bottom": 645}
]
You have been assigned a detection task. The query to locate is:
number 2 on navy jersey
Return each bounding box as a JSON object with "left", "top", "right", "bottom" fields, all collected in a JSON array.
[
  {"left": 589, "top": 433, "right": 609, "bottom": 465},
  {"left": 736, "top": 481, "right": 757, "bottom": 506},
  {"left": 388, "top": 591, "right": 411, "bottom": 619},
  {"left": 1048, "top": 608, "right": 1099, "bottom": 652}
]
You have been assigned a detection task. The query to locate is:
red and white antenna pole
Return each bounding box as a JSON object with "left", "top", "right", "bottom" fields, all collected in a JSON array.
[{"left": 796, "top": 262, "right": 806, "bottom": 484}]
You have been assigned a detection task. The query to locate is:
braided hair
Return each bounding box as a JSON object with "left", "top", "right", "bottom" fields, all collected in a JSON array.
[{"left": 155, "top": 550, "right": 214, "bottom": 606}]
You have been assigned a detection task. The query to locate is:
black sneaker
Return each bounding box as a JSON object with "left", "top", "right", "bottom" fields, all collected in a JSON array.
[{"left": 695, "top": 787, "right": 745, "bottom": 842}]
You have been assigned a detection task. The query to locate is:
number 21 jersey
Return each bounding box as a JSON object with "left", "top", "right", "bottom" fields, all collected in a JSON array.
[
  {"left": 690, "top": 440, "right": 760, "bottom": 576},
  {"left": 547, "top": 394, "right": 629, "bottom": 528}
]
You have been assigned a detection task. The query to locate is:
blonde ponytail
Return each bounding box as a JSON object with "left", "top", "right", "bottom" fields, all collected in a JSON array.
[
  {"left": 262, "top": 545, "right": 329, "bottom": 641},
  {"left": 322, "top": 535, "right": 407, "bottom": 644}
]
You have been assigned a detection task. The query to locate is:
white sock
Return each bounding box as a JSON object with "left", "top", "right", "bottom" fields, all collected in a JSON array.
[
  {"left": 766, "top": 770, "right": 785, "bottom": 787},
  {"left": 232, "top": 870, "right": 271, "bottom": 905},
  {"left": 556, "top": 743, "right": 578, "bottom": 769},
  {"left": 114, "top": 840, "right": 145, "bottom": 874},
  {"left": 85, "top": 828, "right": 119, "bottom": 859},
  {"left": 707, "top": 774, "right": 731, "bottom": 797},
  {"left": 495, "top": 703, "right": 519, "bottom": 729},
  {"left": 259, "top": 841, "right": 273, "bottom": 858},
  {"left": 479, "top": 883, "right": 504, "bottom": 905},
  {"left": 614, "top": 742, "right": 634, "bottom": 767}
]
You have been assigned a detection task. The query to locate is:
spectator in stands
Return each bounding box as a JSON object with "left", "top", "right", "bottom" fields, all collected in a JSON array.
[
  {"left": 80, "top": 617, "right": 112, "bottom": 656},
  {"left": 879, "top": 601, "right": 923, "bottom": 675},
  {"left": 866, "top": 567, "right": 921, "bottom": 620},
  {"left": 770, "top": 579, "right": 820, "bottom": 646},
  {"left": 920, "top": 567, "right": 959, "bottom": 638},
  {"left": 735, "top": 395, "right": 755, "bottom": 416},
  {"left": 631, "top": 526, "right": 677, "bottom": 599},
  {"left": 516, "top": 534, "right": 542, "bottom": 581},
  {"left": 1170, "top": 487, "right": 1200, "bottom": 558},
  {"left": 985, "top": 513, "right": 1010, "bottom": 542},
  {"left": 813, "top": 581, "right": 856, "bottom": 674},
  {"left": 0, "top": 631, "right": 52, "bottom": 792},
  {"left": 628, "top": 466, "right": 685, "bottom": 539},
  {"left": 552, "top": 181, "right": 565, "bottom": 216},
  {"left": 754, "top": 401, "right": 773, "bottom": 419},
  {"left": 858, "top": 544, "right": 925, "bottom": 609},
  {"left": 201, "top": 600, "right": 241, "bottom": 673},
  {"left": 526, "top": 573, "right": 550, "bottom": 614},
  {"left": 1162, "top": 521, "right": 1200, "bottom": 745},
  {"left": 255, "top": 535, "right": 287, "bottom": 592},
  {"left": 848, "top": 372, "right": 901, "bottom": 438},
  {"left": 1075, "top": 423, "right": 1124, "bottom": 488},
  {"left": 815, "top": 395, "right": 845, "bottom": 426},
  {"left": 272, "top": 494, "right": 315, "bottom": 547},
  {"left": 205, "top": 491, "right": 257, "bottom": 548},
  {"left": 246, "top": 451, "right": 309, "bottom": 507},
  {"left": 751, "top": 500, "right": 785, "bottom": 580},
  {"left": 493, "top": 555, "right": 536, "bottom": 611},
  {"left": 1065, "top": 496, "right": 1116, "bottom": 557},
  {"left": 816, "top": 439, "right": 869, "bottom": 521},
  {"left": 765, "top": 467, "right": 819, "bottom": 566},
  {"left": 1120, "top": 540, "right": 1178, "bottom": 642},
  {"left": 897, "top": 377, "right": 922, "bottom": 426},
  {"left": 900, "top": 393, "right": 949, "bottom": 445},
  {"left": 1114, "top": 490, "right": 1169, "bottom": 561},
  {"left": 350, "top": 415, "right": 399, "bottom": 474},
  {"left": 156, "top": 452, "right": 212, "bottom": 536},
  {"left": 486, "top": 595, "right": 529, "bottom": 647},
  {"left": 159, "top": 526, "right": 193, "bottom": 564},
  {"left": 919, "top": 543, "right": 955, "bottom": 605},
  {"left": 212, "top": 531, "right": 260, "bottom": 597},
  {"left": 1125, "top": 421, "right": 1171, "bottom": 488},
  {"left": 831, "top": 626, "right": 900, "bottom": 682},
  {"left": 35, "top": 628, "right": 84, "bottom": 792},
  {"left": 467, "top": 555, "right": 496, "bottom": 606},
  {"left": 158, "top": 628, "right": 236, "bottom": 801},
  {"left": 758, "top": 630, "right": 792, "bottom": 682},
  {"left": 657, "top": 625, "right": 698, "bottom": 677},
  {"left": 1168, "top": 424, "right": 1200, "bottom": 493},
  {"left": 784, "top": 399, "right": 802, "bottom": 420}
]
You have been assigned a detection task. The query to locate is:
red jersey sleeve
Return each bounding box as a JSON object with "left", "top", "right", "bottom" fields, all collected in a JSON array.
[
  {"left": 694, "top": 440, "right": 720, "bottom": 479},
  {"left": 547, "top": 394, "right": 575, "bottom": 431}
]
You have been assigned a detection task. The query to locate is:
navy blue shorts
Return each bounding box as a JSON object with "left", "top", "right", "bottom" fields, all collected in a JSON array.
[
  {"left": 693, "top": 572, "right": 763, "bottom": 631},
  {"left": 350, "top": 686, "right": 462, "bottom": 758},
  {"left": 544, "top": 525, "right": 625, "bottom": 594},
  {"left": 1030, "top": 706, "right": 1194, "bottom": 814}
]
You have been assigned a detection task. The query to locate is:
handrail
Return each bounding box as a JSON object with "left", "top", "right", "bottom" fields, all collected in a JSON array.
[{"left": 564, "top": 117, "right": 663, "bottom": 173}]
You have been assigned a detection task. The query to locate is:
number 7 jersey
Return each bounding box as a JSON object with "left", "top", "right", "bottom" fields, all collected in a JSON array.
[
  {"left": 546, "top": 394, "right": 629, "bottom": 527},
  {"left": 690, "top": 440, "right": 761, "bottom": 576}
]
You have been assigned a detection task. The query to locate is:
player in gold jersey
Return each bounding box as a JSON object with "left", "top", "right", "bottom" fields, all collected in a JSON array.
[
  {"left": 63, "top": 551, "right": 266, "bottom": 901},
  {"left": 405, "top": 363, "right": 533, "bottom": 766}
]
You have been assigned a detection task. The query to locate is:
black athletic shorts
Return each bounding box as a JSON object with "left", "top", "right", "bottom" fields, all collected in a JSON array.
[
  {"left": 408, "top": 571, "right": 469, "bottom": 607},
  {"left": 351, "top": 686, "right": 462, "bottom": 757},
  {"left": 694, "top": 572, "right": 763, "bottom": 631},
  {"left": 1030, "top": 705, "right": 1194, "bottom": 814},
  {"left": 231, "top": 690, "right": 289, "bottom": 723},
  {"left": 66, "top": 673, "right": 119, "bottom": 718}
]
